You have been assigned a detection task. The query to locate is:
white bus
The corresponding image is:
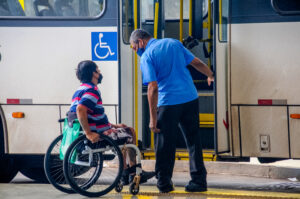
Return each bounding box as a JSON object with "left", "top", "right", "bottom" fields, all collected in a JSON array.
[{"left": 1, "top": 0, "right": 300, "bottom": 182}]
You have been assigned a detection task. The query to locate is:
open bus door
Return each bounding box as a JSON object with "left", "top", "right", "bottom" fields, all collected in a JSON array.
[
  {"left": 128, "top": 0, "right": 217, "bottom": 160},
  {"left": 214, "top": 0, "right": 231, "bottom": 157}
]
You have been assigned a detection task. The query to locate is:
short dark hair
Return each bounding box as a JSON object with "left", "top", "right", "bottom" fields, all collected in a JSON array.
[{"left": 76, "top": 60, "right": 97, "bottom": 83}]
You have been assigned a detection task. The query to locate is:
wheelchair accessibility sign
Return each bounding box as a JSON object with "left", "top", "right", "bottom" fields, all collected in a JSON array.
[{"left": 91, "top": 32, "right": 117, "bottom": 61}]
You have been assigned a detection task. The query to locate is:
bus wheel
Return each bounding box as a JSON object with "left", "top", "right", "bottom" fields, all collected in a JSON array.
[
  {"left": 0, "top": 156, "right": 18, "bottom": 183},
  {"left": 257, "top": 157, "right": 285, "bottom": 164},
  {"left": 20, "top": 167, "right": 48, "bottom": 183}
]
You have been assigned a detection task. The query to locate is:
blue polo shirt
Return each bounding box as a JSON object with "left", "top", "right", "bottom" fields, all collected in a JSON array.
[{"left": 140, "top": 38, "right": 198, "bottom": 107}]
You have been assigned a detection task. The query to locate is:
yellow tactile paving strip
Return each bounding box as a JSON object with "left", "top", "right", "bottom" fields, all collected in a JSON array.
[{"left": 116, "top": 186, "right": 300, "bottom": 199}]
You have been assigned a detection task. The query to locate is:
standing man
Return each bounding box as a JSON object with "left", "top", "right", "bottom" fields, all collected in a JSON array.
[{"left": 130, "top": 29, "right": 214, "bottom": 193}]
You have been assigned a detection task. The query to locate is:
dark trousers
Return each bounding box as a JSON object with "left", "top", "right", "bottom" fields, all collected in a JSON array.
[{"left": 155, "top": 99, "right": 207, "bottom": 188}]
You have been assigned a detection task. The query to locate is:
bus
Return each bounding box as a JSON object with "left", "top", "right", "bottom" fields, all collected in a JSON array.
[{"left": 1, "top": 0, "right": 300, "bottom": 182}]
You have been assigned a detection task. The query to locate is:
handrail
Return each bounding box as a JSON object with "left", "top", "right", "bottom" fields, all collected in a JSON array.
[
  {"left": 189, "top": 0, "right": 192, "bottom": 36},
  {"left": 271, "top": 0, "right": 300, "bottom": 16},
  {"left": 133, "top": 0, "right": 138, "bottom": 145},
  {"left": 154, "top": 1, "right": 159, "bottom": 39},
  {"left": 180, "top": 0, "right": 183, "bottom": 42}
]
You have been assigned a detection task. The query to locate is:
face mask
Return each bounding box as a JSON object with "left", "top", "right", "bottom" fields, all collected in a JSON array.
[
  {"left": 97, "top": 73, "right": 103, "bottom": 84},
  {"left": 137, "top": 48, "right": 145, "bottom": 57},
  {"left": 136, "top": 42, "right": 145, "bottom": 57}
]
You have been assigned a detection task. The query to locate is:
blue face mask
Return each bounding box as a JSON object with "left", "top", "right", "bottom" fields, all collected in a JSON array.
[{"left": 137, "top": 47, "right": 145, "bottom": 57}]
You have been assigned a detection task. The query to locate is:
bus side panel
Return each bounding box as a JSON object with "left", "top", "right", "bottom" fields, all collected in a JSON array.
[
  {"left": 0, "top": 27, "right": 118, "bottom": 105},
  {"left": 229, "top": 0, "right": 300, "bottom": 159},
  {"left": 240, "top": 106, "right": 289, "bottom": 158},
  {"left": 2, "top": 105, "right": 60, "bottom": 154},
  {"left": 0, "top": 27, "right": 118, "bottom": 154},
  {"left": 231, "top": 22, "right": 300, "bottom": 105}
]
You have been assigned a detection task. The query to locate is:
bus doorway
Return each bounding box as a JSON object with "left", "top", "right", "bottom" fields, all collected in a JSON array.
[{"left": 130, "top": 0, "right": 216, "bottom": 159}]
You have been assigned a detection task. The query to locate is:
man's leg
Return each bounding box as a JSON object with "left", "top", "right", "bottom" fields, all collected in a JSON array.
[
  {"left": 155, "top": 105, "right": 180, "bottom": 192},
  {"left": 179, "top": 99, "right": 207, "bottom": 191}
]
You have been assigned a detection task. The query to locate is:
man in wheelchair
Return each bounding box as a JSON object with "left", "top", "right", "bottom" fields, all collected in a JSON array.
[{"left": 69, "top": 60, "right": 155, "bottom": 185}]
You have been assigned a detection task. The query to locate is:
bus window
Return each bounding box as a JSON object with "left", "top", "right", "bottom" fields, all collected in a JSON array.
[
  {"left": 0, "top": 0, "right": 104, "bottom": 17},
  {"left": 122, "top": 0, "right": 134, "bottom": 44},
  {"left": 271, "top": 0, "right": 300, "bottom": 15},
  {"left": 219, "top": 0, "right": 228, "bottom": 42},
  {"left": 164, "top": 0, "right": 189, "bottom": 20},
  {"left": 141, "top": 0, "right": 154, "bottom": 37}
]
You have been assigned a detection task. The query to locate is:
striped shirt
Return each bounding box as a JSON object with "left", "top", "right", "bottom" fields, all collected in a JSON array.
[{"left": 69, "top": 82, "right": 111, "bottom": 133}]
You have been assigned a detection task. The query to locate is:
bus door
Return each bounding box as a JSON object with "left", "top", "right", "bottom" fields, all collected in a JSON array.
[
  {"left": 130, "top": 0, "right": 215, "bottom": 159},
  {"left": 217, "top": 0, "right": 300, "bottom": 162},
  {"left": 215, "top": 0, "right": 230, "bottom": 156},
  {"left": 0, "top": 0, "right": 119, "bottom": 182}
]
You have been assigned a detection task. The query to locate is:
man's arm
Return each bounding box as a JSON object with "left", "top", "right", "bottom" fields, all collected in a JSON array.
[
  {"left": 190, "top": 57, "right": 214, "bottom": 86},
  {"left": 76, "top": 104, "right": 99, "bottom": 143},
  {"left": 147, "top": 81, "right": 160, "bottom": 133}
]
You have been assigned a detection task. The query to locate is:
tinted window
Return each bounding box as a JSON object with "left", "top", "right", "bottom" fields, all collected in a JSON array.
[
  {"left": 219, "top": 0, "right": 229, "bottom": 42},
  {"left": 122, "top": 0, "right": 134, "bottom": 43},
  {"left": 0, "top": 0, "right": 104, "bottom": 17},
  {"left": 272, "top": 0, "right": 300, "bottom": 12}
]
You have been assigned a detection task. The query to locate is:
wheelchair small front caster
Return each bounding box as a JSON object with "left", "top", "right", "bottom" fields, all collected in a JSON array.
[
  {"left": 115, "top": 181, "right": 123, "bottom": 193},
  {"left": 129, "top": 182, "right": 139, "bottom": 195}
]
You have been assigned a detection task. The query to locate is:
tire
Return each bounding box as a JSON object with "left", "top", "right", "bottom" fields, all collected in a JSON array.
[
  {"left": 44, "top": 134, "right": 75, "bottom": 193},
  {"left": 257, "top": 157, "right": 285, "bottom": 164},
  {"left": 0, "top": 156, "right": 18, "bottom": 183},
  {"left": 0, "top": 114, "right": 18, "bottom": 183},
  {"left": 63, "top": 135, "right": 123, "bottom": 197},
  {"left": 115, "top": 181, "right": 123, "bottom": 193},
  {"left": 129, "top": 182, "right": 139, "bottom": 195},
  {"left": 20, "top": 167, "right": 48, "bottom": 183}
]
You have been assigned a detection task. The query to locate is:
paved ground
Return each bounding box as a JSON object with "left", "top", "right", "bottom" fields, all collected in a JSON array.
[
  {"left": 1, "top": 169, "right": 299, "bottom": 199},
  {"left": 1, "top": 159, "right": 300, "bottom": 199}
]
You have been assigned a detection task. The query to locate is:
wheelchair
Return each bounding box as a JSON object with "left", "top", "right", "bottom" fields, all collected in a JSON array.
[{"left": 44, "top": 119, "right": 143, "bottom": 197}]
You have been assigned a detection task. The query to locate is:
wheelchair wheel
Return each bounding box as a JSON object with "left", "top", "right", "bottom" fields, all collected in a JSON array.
[
  {"left": 129, "top": 182, "right": 139, "bottom": 195},
  {"left": 44, "top": 134, "right": 75, "bottom": 193},
  {"left": 63, "top": 134, "right": 123, "bottom": 197},
  {"left": 115, "top": 180, "right": 123, "bottom": 193}
]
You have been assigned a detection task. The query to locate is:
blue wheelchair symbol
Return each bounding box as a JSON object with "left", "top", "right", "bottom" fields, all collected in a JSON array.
[{"left": 91, "top": 32, "right": 118, "bottom": 61}]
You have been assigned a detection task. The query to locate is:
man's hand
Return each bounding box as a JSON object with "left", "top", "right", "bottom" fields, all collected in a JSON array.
[
  {"left": 85, "top": 131, "right": 100, "bottom": 143},
  {"left": 149, "top": 119, "right": 160, "bottom": 133},
  {"left": 207, "top": 76, "right": 214, "bottom": 86},
  {"left": 116, "top": 123, "right": 127, "bottom": 128}
]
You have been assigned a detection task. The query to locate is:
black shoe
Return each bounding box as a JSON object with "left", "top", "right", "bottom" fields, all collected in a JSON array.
[
  {"left": 129, "top": 170, "right": 156, "bottom": 184},
  {"left": 158, "top": 184, "right": 174, "bottom": 193},
  {"left": 185, "top": 181, "right": 207, "bottom": 192}
]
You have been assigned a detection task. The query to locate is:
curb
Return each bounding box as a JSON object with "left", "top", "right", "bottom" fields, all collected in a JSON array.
[{"left": 141, "top": 160, "right": 300, "bottom": 180}]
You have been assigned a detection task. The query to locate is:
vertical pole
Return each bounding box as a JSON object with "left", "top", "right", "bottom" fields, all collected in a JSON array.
[
  {"left": 189, "top": 0, "right": 193, "bottom": 36},
  {"left": 219, "top": 0, "right": 223, "bottom": 41},
  {"left": 180, "top": 0, "right": 183, "bottom": 42},
  {"left": 134, "top": 0, "right": 139, "bottom": 145},
  {"left": 18, "top": 0, "right": 25, "bottom": 11},
  {"left": 154, "top": 1, "right": 159, "bottom": 39},
  {"left": 208, "top": 0, "right": 212, "bottom": 68}
]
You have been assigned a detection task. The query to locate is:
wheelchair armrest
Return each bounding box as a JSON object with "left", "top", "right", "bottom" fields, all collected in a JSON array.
[{"left": 58, "top": 118, "right": 65, "bottom": 123}]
